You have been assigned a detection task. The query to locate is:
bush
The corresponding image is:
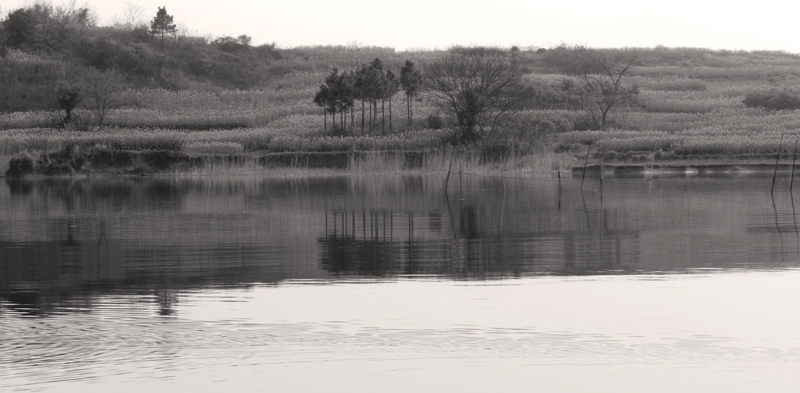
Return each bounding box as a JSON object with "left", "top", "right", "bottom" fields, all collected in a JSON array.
[
  {"left": 743, "top": 88, "right": 800, "bottom": 111},
  {"left": 427, "top": 114, "right": 444, "bottom": 130}
]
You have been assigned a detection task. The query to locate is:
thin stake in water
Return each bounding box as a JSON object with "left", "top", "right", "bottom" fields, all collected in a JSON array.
[
  {"left": 791, "top": 135, "right": 798, "bottom": 193},
  {"left": 581, "top": 144, "right": 591, "bottom": 190},
  {"left": 772, "top": 134, "right": 783, "bottom": 195}
]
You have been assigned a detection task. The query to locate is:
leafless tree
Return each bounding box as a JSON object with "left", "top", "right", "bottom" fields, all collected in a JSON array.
[
  {"left": 576, "top": 49, "right": 639, "bottom": 130},
  {"left": 425, "top": 47, "right": 529, "bottom": 143},
  {"left": 81, "top": 68, "right": 125, "bottom": 130},
  {"left": 113, "top": 2, "right": 145, "bottom": 30}
]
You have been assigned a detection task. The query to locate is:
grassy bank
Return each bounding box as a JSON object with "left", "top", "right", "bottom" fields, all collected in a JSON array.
[
  {"left": 6, "top": 45, "right": 800, "bottom": 177},
  {"left": 3, "top": 144, "right": 571, "bottom": 178}
]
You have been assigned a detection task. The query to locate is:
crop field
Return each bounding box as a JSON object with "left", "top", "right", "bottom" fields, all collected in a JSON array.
[{"left": 5, "top": 46, "right": 800, "bottom": 174}]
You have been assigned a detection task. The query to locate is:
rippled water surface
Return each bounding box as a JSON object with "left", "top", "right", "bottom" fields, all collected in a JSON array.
[{"left": 2, "top": 174, "right": 800, "bottom": 392}]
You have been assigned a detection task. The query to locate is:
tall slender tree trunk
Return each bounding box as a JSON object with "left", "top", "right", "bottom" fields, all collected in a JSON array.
[
  {"left": 323, "top": 108, "right": 327, "bottom": 134},
  {"left": 406, "top": 95, "right": 411, "bottom": 127},
  {"left": 369, "top": 100, "right": 373, "bottom": 134},
  {"left": 381, "top": 99, "right": 385, "bottom": 135},
  {"left": 361, "top": 99, "right": 365, "bottom": 135},
  {"left": 373, "top": 100, "right": 378, "bottom": 133},
  {"left": 408, "top": 95, "right": 413, "bottom": 128},
  {"left": 389, "top": 99, "right": 393, "bottom": 133},
  {"left": 351, "top": 106, "right": 355, "bottom": 133}
]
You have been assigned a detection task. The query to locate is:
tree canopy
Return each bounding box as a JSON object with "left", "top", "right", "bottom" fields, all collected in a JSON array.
[
  {"left": 426, "top": 47, "right": 529, "bottom": 143},
  {"left": 149, "top": 6, "right": 176, "bottom": 49}
]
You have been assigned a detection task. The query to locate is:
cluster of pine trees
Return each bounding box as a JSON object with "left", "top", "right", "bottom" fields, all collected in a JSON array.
[{"left": 314, "top": 59, "right": 422, "bottom": 134}]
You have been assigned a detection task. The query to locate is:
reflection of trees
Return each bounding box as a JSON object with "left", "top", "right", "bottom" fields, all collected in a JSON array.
[
  {"left": 319, "top": 197, "right": 639, "bottom": 279},
  {"left": 320, "top": 209, "right": 405, "bottom": 276}
]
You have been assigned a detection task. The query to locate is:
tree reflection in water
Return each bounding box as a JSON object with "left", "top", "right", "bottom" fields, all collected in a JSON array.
[{"left": 3, "top": 175, "right": 800, "bottom": 316}]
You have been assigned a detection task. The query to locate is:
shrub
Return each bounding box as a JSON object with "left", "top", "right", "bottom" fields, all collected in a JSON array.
[
  {"left": 427, "top": 114, "right": 444, "bottom": 130},
  {"left": 743, "top": 88, "right": 800, "bottom": 111}
]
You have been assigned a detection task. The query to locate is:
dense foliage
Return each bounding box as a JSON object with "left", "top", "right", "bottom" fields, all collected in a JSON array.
[
  {"left": 743, "top": 88, "right": 800, "bottom": 111},
  {"left": 0, "top": 1, "right": 282, "bottom": 110}
]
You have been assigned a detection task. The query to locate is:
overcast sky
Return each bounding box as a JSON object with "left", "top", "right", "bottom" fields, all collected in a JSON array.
[{"left": 4, "top": 0, "right": 800, "bottom": 52}]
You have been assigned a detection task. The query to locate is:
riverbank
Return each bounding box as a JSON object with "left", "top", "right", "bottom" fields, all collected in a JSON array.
[
  {"left": 6, "top": 139, "right": 800, "bottom": 179},
  {"left": 2, "top": 145, "right": 571, "bottom": 178}
]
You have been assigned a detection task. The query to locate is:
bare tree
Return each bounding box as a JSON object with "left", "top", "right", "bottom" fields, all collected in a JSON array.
[
  {"left": 575, "top": 49, "right": 639, "bottom": 130},
  {"left": 113, "top": 2, "right": 145, "bottom": 30},
  {"left": 82, "top": 68, "right": 125, "bottom": 130},
  {"left": 175, "top": 22, "right": 192, "bottom": 46},
  {"left": 426, "top": 47, "right": 529, "bottom": 143}
]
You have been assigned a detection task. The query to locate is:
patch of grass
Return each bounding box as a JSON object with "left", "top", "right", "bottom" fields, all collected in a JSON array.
[{"left": 184, "top": 142, "right": 245, "bottom": 155}]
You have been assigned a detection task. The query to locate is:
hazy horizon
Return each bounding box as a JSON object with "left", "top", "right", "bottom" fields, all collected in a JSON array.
[{"left": 3, "top": 0, "right": 799, "bottom": 54}]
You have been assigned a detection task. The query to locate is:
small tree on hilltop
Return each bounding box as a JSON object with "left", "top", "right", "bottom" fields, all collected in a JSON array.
[
  {"left": 400, "top": 60, "right": 423, "bottom": 128},
  {"left": 149, "top": 6, "right": 176, "bottom": 50}
]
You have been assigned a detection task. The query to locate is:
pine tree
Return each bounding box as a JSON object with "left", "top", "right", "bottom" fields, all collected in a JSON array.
[
  {"left": 149, "top": 7, "right": 176, "bottom": 50},
  {"left": 313, "top": 84, "right": 330, "bottom": 133},
  {"left": 354, "top": 67, "right": 367, "bottom": 135},
  {"left": 400, "top": 60, "right": 423, "bottom": 128},
  {"left": 367, "top": 58, "right": 385, "bottom": 134},
  {"left": 384, "top": 69, "right": 400, "bottom": 133}
]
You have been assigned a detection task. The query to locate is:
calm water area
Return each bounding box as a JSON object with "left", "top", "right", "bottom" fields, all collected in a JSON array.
[{"left": 2, "top": 173, "right": 800, "bottom": 392}]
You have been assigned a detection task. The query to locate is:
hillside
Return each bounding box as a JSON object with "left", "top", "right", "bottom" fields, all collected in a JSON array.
[{"left": 6, "top": 2, "right": 800, "bottom": 176}]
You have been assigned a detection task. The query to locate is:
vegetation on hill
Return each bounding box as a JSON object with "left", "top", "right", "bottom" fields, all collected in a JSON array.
[
  {"left": 6, "top": 2, "right": 800, "bottom": 176},
  {"left": 0, "top": 2, "right": 281, "bottom": 112}
]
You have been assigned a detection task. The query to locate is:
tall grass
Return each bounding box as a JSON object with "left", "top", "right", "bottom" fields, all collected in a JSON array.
[
  {"left": 168, "top": 149, "right": 573, "bottom": 177},
  {"left": 349, "top": 152, "right": 407, "bottom": 173}
]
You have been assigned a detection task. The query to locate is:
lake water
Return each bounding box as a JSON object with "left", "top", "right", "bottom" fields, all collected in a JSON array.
[{"left": 2, "top": 173, "right": 800, "bottom": 392}]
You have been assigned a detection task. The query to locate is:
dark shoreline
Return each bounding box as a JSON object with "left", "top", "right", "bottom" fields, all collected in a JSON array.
[{"left": 3, "top": 148, "right": 429, "bottom": 178}]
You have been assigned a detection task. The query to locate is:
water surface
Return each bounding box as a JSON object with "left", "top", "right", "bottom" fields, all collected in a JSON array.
[{"left": 2, "top": 174, "right": 800, "bottom": 392}]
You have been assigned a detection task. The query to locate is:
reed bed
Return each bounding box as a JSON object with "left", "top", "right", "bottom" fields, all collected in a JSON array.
[
  {"left": 558, "top": 126, "right": 800, "bottom": 156},
  {"left": 422, "top": 148, "right": 570, "bottom": 175},
  {"left": 0, "top": 127, "right": 453, "bottom": 158},
  {"left": 268, "top": 129, "right": 451, "bottom": 152},
  {"left": 348, "top": 152, "right": 407, "bottom": 173},
  {"left": 183, "top": 142, "right": 245, "bottom": 155},
  {"left": 171, "top": 148, "right": 572, "bottom": 177}
]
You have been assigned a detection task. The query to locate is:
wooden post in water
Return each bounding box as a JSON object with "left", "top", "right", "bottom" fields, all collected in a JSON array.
[
  {"left": 557, "top": 169, "right": 562, "bottom": 210},
  {"left": 649, "top": 144, "right": 657, "bottom": 182},
  {"left": 444, "top": 148, "right": 454, "bottom": 191},
  {"left": 600, "top": 154, "right": 604, "bottom": 183},
  {"left": 791, "top": 135, "right": 798, "bottom": 193},
  {"left": 581, "top": 145, "right": 591, "bottom": 190},
  {"left": 772, "top": 134, "right": 784, "bottom": 195}
]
